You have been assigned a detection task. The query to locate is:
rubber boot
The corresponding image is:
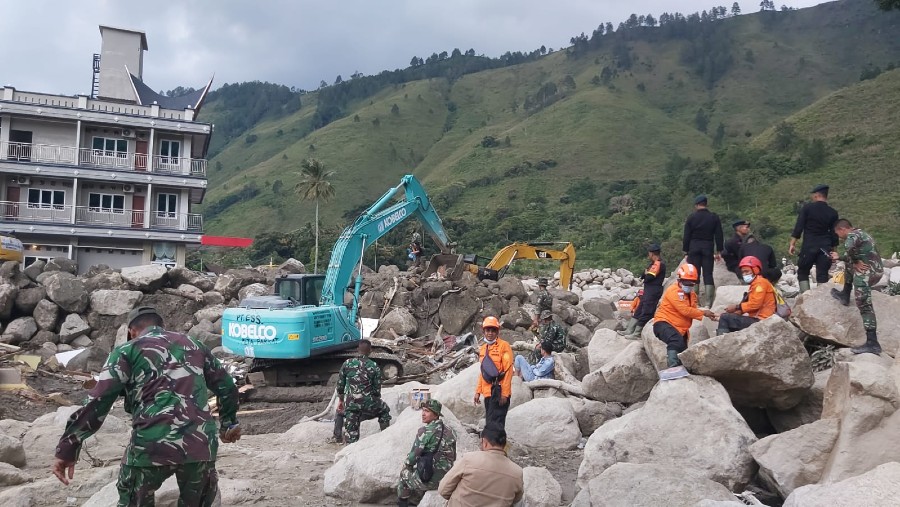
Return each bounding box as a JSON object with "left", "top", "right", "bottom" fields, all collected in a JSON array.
[
  {"left": 798, "top": 280, "right": 811, "bottom": 294},
  {"left": 398, "top": 497, "right": 410, "bottom": 507},
  {"left": 704, "top": 285, "right": 716, "bottom": 307},
  {"left": 851, "top": 329, "right": 882, "bottom": 355},
  {"left": 618, "top": 318, "right": 639, "bottom": 338},
  {"left": 666, "top": 350, "right": 682, "bottom": 368},
  {"left": 830, "top": 282, "right": 851, "bottom": 306}
]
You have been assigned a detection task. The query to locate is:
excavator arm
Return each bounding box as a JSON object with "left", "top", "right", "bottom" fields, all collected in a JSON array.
[{"left": 484, "top": 241, "right": 577, "bottom": 290}]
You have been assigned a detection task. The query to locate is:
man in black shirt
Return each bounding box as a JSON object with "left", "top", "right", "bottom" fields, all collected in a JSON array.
[
  {"left": 722, "top": 220, "right": 750, "bottom": 283},
  {"left": 740, "top": 235, "right": 778, "bottom": 272},
  {"left": 682, "top": 195, "right": 724, "bottom": 306},
  {"left": 789, "top": 184, "right": 839, "bottom": 293}
]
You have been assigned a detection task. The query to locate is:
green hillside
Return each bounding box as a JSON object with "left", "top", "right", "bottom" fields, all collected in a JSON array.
[{"left": 196, "top": 0, "right": 900, "bottom": 269}]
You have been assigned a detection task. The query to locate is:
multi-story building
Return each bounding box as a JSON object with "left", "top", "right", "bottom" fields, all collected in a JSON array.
[{"left": 0, "top": 25, "right": 213, "bottom": 274}]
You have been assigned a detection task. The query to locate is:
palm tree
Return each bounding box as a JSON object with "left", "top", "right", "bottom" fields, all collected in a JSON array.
[{"left": 295, "top": 158, "right": 335, "bottom": 273}]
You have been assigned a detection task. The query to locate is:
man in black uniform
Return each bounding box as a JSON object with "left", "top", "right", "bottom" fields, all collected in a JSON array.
[
  {"left": 722, "top": 220, "right": 750, "bottom": 283},
  {"left": 740, "top": 234, "right": 778, "bottom": 273},
  {"left": 632, "top": 243, "right": 666, "bottom": 337},
  {"left": 682, "top": 195, "right": 724, "bottom": 306},
  {"left": 789, "top": 184, "right": 838, "bottom": 293}
]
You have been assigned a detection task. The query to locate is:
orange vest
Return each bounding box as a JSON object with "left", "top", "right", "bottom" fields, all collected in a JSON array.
[
  {"left": 476, "top": 339, "right": 514, "bottom": 398},
  {"left": 740, "top": 276, "right": 777, "bottom": 319},
  {"left": 653, "top": 283, "right": 705, "bottom": 336},
  {"left": 630, "top": 296, "right": 641, "bottom": 313}
]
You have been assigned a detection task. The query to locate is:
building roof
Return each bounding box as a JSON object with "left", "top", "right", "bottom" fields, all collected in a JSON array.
[
  {"left": 129, "top": 74, "right": 215, "bottom": 115},
  {"left": 98, "top": 25, "right": 148, "bottom": 50}
]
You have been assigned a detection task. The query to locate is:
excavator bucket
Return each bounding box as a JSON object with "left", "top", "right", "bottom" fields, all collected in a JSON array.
[{"left": 423, "top": 254, "right": 469, "bottom": 281}]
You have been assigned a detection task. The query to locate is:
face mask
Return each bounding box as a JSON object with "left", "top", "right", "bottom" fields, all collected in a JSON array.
[
  {"left": 680, "top": 283, "right": 694, "bottom": 293},
  {"left": 742, "top": 274, "right": 755, "bottom": 284},
  {"left": 484, "top": 336, "right": 497, "bottom": 345}
]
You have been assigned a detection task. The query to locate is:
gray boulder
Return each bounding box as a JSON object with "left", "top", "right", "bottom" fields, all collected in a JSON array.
[
  {"left": 0, "top": 462, "right": 28, "bottom": 487},
  {"left": 33, "top": 299, "right": 60, "bottom": 330},
  {"left": 784, "top": 461, "right": 900, "bottom": 507},
  {"left": 121, "top": 264, "right": 168, "bottom": 291},
  {"left": 567, "top": 322, "right": 592, "bottom": 348},
  {"left": 679, "top": 317, "right": 814, "bottom": 410},
  {"left": 22, "top": 259, "right": 45, "bottom": 281},
  {"left": 0, "top": 433, "right": 26, "bottom": 468},
  {"left": 577, "top": 376, "right": 758, "bottom": 491},
  {"left": 167, "top": 267, "right": 215, "bottom": 292},
  {"left": 45, "top": 257, "right": 78, "bottom": 274},
  {"left": 767, "top": 369, "right": 829, "bottom": 432},
  {"left": 201, "top": 291, "right": 225, "bottom": 306},
  {"left": 438, "top": 291, "right": 479, "bottom": 335},
  {"left": 0, "top": 283, "right": 16, "bottom": 320},
  {"left": 548, "top": 288, "right": 579, "bottom": 305},
  {"left": 13, "top": 287, "right": 45, "bottom": 314},
  {"left": 640, "top": 319, "right": 669, "bottom": 371},
  {"left": 83, "top": 270, "right": 129, "bottom": 292},
  {"left": 582, "top": 298, "right": 617, "bottom": 321},
  {"left": 580, "top": 462, "right": 737, "bottom": 507},
  {"left": 89, "top": 289, "right": 143, "bottom": 316},
  {"left": 500, "top": 308, "right": 533, "bottom": 330},
  {"left": 505, "top": 398, "right": 582, "bottom": 450},
  {"left": 521, "top": 467, "right": 562, "bottom": 507},
  {"left": 2, "top": 317, "right": 37, "bottom": 344},
  {"left": 585, "top": 328, "right": 632, "bottom": 373},
  {"left": 29, "top": 330, "right": 58, "bottom": 346},
  {"left": 568, "top": 398, "right": 622, "bottom": 437},
  {"left": 59, "top": 313, "right": 91, "bottom": 343},
  {"left": 498, "top": 276, "right": 528, "bottom": 300},
  {"left": 375, "top": 307, "right": 418, "bottom": 338},
  {"left": 194, "top": 304, "right": 226, "bottom": 324},
  {"left": 582, "top": 342, "right": 657, "bottom": 403},
  {"left": 237, "top": 282, "right": 269, "bottom": 302},
  {"left": 750, "top": 418, "right": 839, "bottom": 497},
  {"left": 44, "top": 272, "right": 89, "bottom": 313}
]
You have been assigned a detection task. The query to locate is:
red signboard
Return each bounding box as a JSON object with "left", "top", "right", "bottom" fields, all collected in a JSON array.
[{"left": 200, "top": 236, "right": 254, "bottom": 248}]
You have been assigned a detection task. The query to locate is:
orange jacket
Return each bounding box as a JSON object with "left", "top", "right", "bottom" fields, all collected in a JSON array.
[
  {"left": 630, "top": 296, "right": 641, "bottom": 314},
  {"left": 739, "top": 276, "right": 776, "bottom": 319},
  {"left": 476, "top": 339, "right": 514, "bottom": 399},
  {"left": 653, "top": 283, "right": 705, "bottom": 336}
]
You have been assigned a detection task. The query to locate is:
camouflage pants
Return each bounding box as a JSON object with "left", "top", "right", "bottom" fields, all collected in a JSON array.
[
  {"left": 116, "top": 461, "right": 218, "bottom": 507},
  {"left": 397, "top": 465, "right": 437, "bottom": 503},
  {"left": 343, "top": 397, "right": 391, "bottom": 443},
  {"left": 847, "top": 268, "right": 882, "bottom": 330}
]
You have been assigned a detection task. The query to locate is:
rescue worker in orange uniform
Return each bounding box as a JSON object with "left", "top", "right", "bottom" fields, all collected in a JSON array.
[
  {"left": 716, "top": 256, "right": 777, "bottom": 335},
  {"left": 473, "top": 316, "right": 514, "bottom": 430},
  {"left": 618, "top": 290, "right": 644, "bottom": 338},
  {"left": 653, "top": 264, "right": 717, "bottom": 368}
]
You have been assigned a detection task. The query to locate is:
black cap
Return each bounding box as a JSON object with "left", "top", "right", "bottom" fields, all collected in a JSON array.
[
  {"left": 811, "top": 184, "right": 829, "bottom": 194},
  {"left": 126, "top": 306, "right": 160, "bottom": 327},
  {"left": 732, "top": 220, "right": 750, "bottom": 228},
  {"left": 694, "top": 194, "right": 708, "bottom": 205},
  {"left": 647, "top": 243, "right": 661, "bottom": 253}
]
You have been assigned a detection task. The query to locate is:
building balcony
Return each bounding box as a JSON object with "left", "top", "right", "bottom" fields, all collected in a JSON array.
[
  {"left": 1, "top": 141, "right": 207, "bottom": 177},
  {"left": 0, "top": 201, "right": 202, "bottom": 232}
]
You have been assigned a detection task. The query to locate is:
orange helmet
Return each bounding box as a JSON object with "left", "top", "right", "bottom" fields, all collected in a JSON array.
[
  {"left": 739, "top": 256, "right": 762, "bottom": 275},
  {"left": 676, "top": 263, "right": 699, "bottom": 282},
  {"left": 482, "top": 316, "right": 501, "bottom": 329}
]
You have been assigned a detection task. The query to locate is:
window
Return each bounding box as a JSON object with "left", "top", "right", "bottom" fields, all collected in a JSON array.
[
  {"left": 157, "top": 193, "right": 177, "bottom": 218},
  {"left": 160, "top": 140, "right": 180, "bottom": 159},
  {"left": 88, "top": 193, "right": 125, "bottom": 213},
  {"left": 27, "top": 189, "right": 65, "bottom": 209},
  {"left": 92, "top": 137, "right": 128, "bottom": 157}
]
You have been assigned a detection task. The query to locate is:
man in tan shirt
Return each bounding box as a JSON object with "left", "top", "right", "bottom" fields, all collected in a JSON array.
[{"left": 438, "top": 424, "right": 524, "bottom": 506}]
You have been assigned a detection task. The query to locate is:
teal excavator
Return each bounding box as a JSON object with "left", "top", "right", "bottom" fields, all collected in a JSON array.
[{"left": 221, "top": 175, "right": 451, "bottom": 386}]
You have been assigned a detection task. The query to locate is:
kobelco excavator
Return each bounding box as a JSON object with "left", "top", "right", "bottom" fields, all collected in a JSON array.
[{"left": 221, "top": 175, "right": 451, "bottom": 386}]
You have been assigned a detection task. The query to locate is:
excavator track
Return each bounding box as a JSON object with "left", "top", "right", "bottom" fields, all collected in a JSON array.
[{"left": 249, "top": 349, "right": 404, "bottom": 387}]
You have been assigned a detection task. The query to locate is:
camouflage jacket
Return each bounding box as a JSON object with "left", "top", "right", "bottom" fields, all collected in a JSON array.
[
  {"left": 337, "top": 355, "right": 382, "bottom": 401},
  {"left": 404, "top": 419, "right": 457, "bottom": 483},
  {"left": 842, "top": 229, "right": 883, "bottom": 275},
  {"left": 539, "top": 321, "right": 567, "bottom": 352},
  {"left": 536, "top": 289, "right": 553, "bottom": 314},
  {"left": 55, "top": 326, "right": 239, "bottom": 466}
]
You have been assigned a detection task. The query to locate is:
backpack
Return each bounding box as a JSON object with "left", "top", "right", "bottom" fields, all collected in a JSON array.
[
  {"left": 774, "top": 288, "right": 791, "bottom": 319},
  {"left": 416, "top": 423, "right": 446, "bottom": 483}
]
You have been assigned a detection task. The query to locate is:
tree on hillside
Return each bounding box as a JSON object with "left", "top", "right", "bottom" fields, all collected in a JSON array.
[
  {"left": 876, "top": 0, "right": 900, "bottom": 9},
  {"left": 732, "top": 2, "right": 742, "bottom": 15},
  {"left": 295, "top": 159, "right": 336, "bottom": 273},
  {"left": 759, "top": 0, "right": 775, "bottom": 10}
]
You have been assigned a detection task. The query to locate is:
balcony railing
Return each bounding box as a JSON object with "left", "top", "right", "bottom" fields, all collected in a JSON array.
[
  {"left": 0, "top": 141, "right": 207, "bottom": 177},
  {"left": 0, "top": 201, "right": 202, "bottom": 232}
]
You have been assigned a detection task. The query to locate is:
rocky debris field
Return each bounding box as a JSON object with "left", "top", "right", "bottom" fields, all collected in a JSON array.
[{"left": 2, "top": 255, "right": 900, "bottom": 505}]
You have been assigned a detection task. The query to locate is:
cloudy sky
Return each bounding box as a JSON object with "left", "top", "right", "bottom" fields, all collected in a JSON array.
[{"left": 0, "top": 0, "right": 825, "bottom": 96}]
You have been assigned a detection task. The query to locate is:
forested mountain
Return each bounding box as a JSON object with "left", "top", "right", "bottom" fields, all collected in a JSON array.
[{"left": 195, "top": 0, "right": 900, "bottom": 271}]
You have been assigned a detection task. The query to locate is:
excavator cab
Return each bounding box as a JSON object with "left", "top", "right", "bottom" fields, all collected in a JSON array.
[{"left": 274, "top": 274, "right": 325, "bottom": 306}]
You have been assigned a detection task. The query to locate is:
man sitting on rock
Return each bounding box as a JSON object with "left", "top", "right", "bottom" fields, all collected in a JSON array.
[
  {"left": 514, "top": 341, "right": 555, "bottom": 382},
  {"left": 716, "top": 256, "right": 777, "bottom": 335},
  {"left": 530, "top": 310, "right": 566, "bottom": 362},
  {"left": 653, "top": 264, "right": 718, "bottom": 368},
  {"left": 397, "top": 399, "right": 457, "bottom": 507}
]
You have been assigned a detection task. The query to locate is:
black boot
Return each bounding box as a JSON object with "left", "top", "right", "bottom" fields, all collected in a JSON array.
[
  {"left": 666, "top": 350, "right": 682, "bottom": 368},
  {"left": 851, "top": 329, "right": 882, "bottom": 355},
  {"left": 831, "top": 282, "right": 851, "bottom": 306},
  {"left": 398, "top": 497, "right": 410, "bottom": 507}
]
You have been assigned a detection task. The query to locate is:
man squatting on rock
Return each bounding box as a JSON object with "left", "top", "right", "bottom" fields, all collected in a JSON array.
[
  {"left": 396, "top": 399, "right": 457, "bottom": 506},
  {"left": 530, "top": 309, "right": 566, "bottom": 363},
  {"left": 336, "top": 338, "right": 392, "bottom": 443},
  {"left": 474, "top": 316, "right": 513, "bottom": 430},
  {"left": 52, "top": 306, "right": 241, "bottom": 507}
]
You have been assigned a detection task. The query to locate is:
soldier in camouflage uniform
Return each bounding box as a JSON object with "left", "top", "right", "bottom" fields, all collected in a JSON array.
[
  {"left": 830, "top": 219, "right": 885, "bottom": 354},
  {"left": 534, "top": 278, "right": 553, "bottom": 324},
  {"left": 52, "top": 306, "right": 240, "bottom": 507},
  {"left": 396, "top": 399, "right": 457, "bottom": 506},
  {"left": 337, "top": 339, "right": 392, "bottom": 443},
  {"left": 530, "top": 310, "right": 567, "bottom": 362}
]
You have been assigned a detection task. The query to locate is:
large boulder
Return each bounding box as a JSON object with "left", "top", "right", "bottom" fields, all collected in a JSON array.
[
  {"left": 582, "top": 342, "right": 657, "bottom": 403},
  {"left": 83, "top": 270, "right": 130, "bottom": 292},
  {"left": 521, "top": 467, "right": 563, "bottom": 507},
  {"left": 120, "top": 264, "right": 168, "bottom": 291},
  {"left": 783, "top": 461, "right": 900, "bottom": 507},
  {"left": 767, "top": 369, "right": 829, "bottom": 432},
  {"left": 567, "top": 322, "right": 592, "bottom": 348},
  {"left": 750, "top": 418, "right": 839, "bottom": 498},
  {"left": 585, "top": 328, "right": 632, "bottom": 373},
  {"left": 194, "top": 304, "right": 226, "bottom": 324},
  {"left": 89, "top": 289, "right": 143, "bottom": 316},
  {"left": 577, "top": 376, "right": 758, "bottom": 491},
  {"left": 323, "top": 407, "right": 478, "bottom": 503},
  {"left": 505, "top": 398, "right": 582, "bottom": 450},
  {"left": 582, "top": 298, "right": 617, "bottom": 321},
  {"left": 568, "top": 398, "right": 622, "bottom": 437},
  {"left": 43, "top": 272, "right": 89, "bottom": 313},
  {"left": 579, "top": 462, "right": 737, "bottom": 507},
  {"left": 708, "top": 285, "right": 749, "bottom": 313},
  {"left": 1, "top": 317, "right": 37, "bottom": 344},
  {"left": 58, "top": 313, "right": 91, "bottom": 344},
  {"left": 0, "top": 283, "right": 16, "bottom": 320},
  {"left": 13, "top": 287, "right": 45, "bottom": 315},
  {"left": 640, "top": 319, "right": 668, "bottom": 371},
  {"left": 32, "top": 299, "right": 60, "bottom": 331},
  {"left": 22, "top": 259, "right": 45, "bottom": 281},
  {"left": 679, "top": 317, "right": 814, "bottom": 410},
  {"left": 438, "top": 291, "right": 479, "bottom": 335},
  {"left": 167, "top": 266, "right": 215, "bottom": 292},
  {"left": 375, "top": 307, "right": 418, "bottom": 338},
  {"left": 45, "top": 257, "right": 78, "bottom": 274},
  {"left": 0, "top": 433, "right": 26, "bottom": 468},
  {"left": 498, "top": 276, "right": 528, "bottom": 300},
  {"left": 237, "top": 282, "right": 269, "bottom": 302},
  {"left": 431, "top": 363, "right": 532, "bottom": 425},
  {"left": 818, "top": 360, "right": 900, "bottom": 483},
  {"left": 0, "top": 462, "right": 28, "bottom": 487}
]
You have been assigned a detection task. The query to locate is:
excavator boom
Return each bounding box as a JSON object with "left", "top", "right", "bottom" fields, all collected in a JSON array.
[{"left": 484, "top": 241, "right": 576, "bottom": 289}]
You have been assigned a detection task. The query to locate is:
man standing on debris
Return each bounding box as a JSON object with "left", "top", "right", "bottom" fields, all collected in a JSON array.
[
  {"left": 52, "top": 306, "right": 240, "bottom": 506},
  {"left": 716, "top": 257, "right": 777, "bottom": 335},
  {"left": 438, "top": 424, "right": 524, "bottom": 506},
  {"left": 530, "top": 310, "right": 566, "bottom": 362},
  {"left": 514, "top": 341, "right": 555, "bottom": 382},
  {"left": 789, "top": 184, "right": 839, "bottom": 293},
  {"left": 474, "top": 317, "right": 513, "bottom": 430},
  {"left": 397, "top": 399, "right": 457, "bottom": 507},
  {"left": 831, "top": 219, "right": 885, "bottom": 354},
  {"left": 337, "top": 339, "right": 392, "bottom": 443},
  {"left": 723, "top": 220, "right": 751, "bottom": 282},
  {"left": 623, "top": 243, "right": 667, "bottom": 338},
  {"left": 653, "top": 264, "right": 718, "bottom": 368},
  {"left": 682, "top": 195, "right": 724, "bottom": 306},
  {"left": 531, "top": 277, "right": 553, "bottom": 330}
]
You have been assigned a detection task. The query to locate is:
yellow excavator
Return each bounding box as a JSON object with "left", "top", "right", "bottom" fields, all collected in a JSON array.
[
  {"left": 424, "top": 241, "right": 576, "bottom": 290},
  {"left": 0, "top": 233, "right": 24, "bottom": 263}
]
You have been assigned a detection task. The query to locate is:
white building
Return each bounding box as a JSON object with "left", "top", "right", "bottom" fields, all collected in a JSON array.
[{"left": 0, "top": 26, "right": 213, "bottom": 274}]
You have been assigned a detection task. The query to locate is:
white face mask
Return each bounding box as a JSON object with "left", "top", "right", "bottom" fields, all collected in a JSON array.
[
  {"left": 742, "top": 274, "right": 755, "bottom": 284},
  {"left": 680, "top": 283, "right": 694, "bottom": 293}
]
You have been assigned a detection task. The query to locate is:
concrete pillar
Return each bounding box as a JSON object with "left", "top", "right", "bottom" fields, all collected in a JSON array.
[
  {"left": 74, "top": 120, "right": 82, "bottom": 164},
  {"left": 0, "top": 115, "right": 10, "bottom": 161},
  {"left": 144, "top": 183, "right": 152, "bottom": 228},
  {"left": 148, "top": 127, "right": 155, "bottom": 172},
  {"left": 71, "top": 177, "right": 78, "bottom": 224}
]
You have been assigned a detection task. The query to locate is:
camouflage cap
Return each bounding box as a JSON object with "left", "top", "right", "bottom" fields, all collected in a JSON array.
[
  {"left": 540, "top": 310, "right": 553, "bottom": 320},
  {"left": 537, "top": 277, "right": 548, "bottom": 286},
  {"left": 422, "top": 398, "right": 442, "bottom": 417},
  {"left": 127, "top": 306, "right": 160, "bottom": 328}
]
